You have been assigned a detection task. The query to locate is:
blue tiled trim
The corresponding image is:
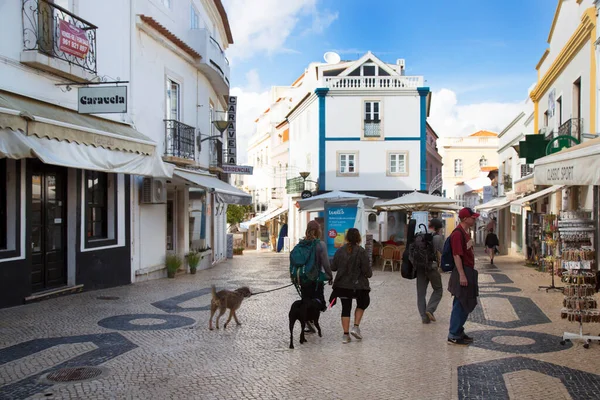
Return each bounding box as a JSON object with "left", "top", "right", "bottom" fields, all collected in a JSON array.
[
  {"left": 315, "top": 88, "right": 329, "bottom": 190},
  {"left": 325, "top": 137, "right": 361, "bottom": 141},
  {"left": 417, "top": 87, "right": 430, "bottom": 191},
  {"left": 384, "top": 137, "right": 421, "bottom": 141}
]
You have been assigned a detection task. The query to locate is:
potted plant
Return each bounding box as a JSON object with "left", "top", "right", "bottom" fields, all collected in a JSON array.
[
  {"left": 165, "top": 254, "right": 182, "bottom": 279},
  {"left": 233, "top": 247, "right": 244, "bottom": 256},
  {"left": 186, "top": 251, "right": 201, "bottom": 274}
]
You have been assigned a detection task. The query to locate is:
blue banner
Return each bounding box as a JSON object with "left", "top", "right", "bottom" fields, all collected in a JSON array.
[{"left": 324, "top": 203, "right": 358, "bottom": 258}]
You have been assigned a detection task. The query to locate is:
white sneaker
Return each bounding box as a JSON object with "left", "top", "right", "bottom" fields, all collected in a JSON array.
[
  {"left": 342, "top": 334, "right": 352, "bottom": 344},
  {"left": 350, "top": 326, "right": 362, "bottom": 340}
]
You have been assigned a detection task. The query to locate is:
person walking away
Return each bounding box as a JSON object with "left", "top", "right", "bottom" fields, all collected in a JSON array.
[
  {"left": 447, "top": 208, "right": 480, "bottom": 346},
  {"left": 299, "top": 221, "right": 333, "bottom": 331},
  {"left": 485, "top": 229, "right": 500, "bottom": 265},
  {"left": 329, "top": 228, "right": 372, "bottom": 343},
  {"left": 416, "top": 219, "right": 444, "bottom": 324}
]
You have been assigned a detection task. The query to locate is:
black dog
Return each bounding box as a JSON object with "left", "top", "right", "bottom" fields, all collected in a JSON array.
[{"left": 289, "top": 298, "right": 322, "bottom": 349}]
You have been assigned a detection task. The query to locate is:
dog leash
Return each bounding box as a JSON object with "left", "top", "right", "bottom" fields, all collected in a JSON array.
[{"left": 251, "top": 283, "right": 295, "bottom": 296}]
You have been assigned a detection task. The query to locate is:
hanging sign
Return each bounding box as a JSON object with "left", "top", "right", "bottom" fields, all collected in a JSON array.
[
  {"left": 59, "top": 19, "right": 90, "bottom": 59},
  {"left": 324, "top": 203, "right": 358, "bottom": 258},
  {"left": 510, "top": 204, "right": 522, "bottom": 215},
  {"left": 221, "top": 164, "right": 253, "bottom": 175},
  {"left": 78, "top": 86, "right": 127, "bottom": 114},
  {"left": 226, "top": 96, "right": 237, "bottom": 164}
]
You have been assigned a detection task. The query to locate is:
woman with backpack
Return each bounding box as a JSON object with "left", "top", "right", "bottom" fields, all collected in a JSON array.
[
  {"left": 329, "top": 228, "right": 373, "bottom": 344},
  {"left": 300, "top": 221, "right": 333, "bottom": 312}
]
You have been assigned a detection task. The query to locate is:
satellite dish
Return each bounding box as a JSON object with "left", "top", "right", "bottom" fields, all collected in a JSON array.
[{"left": 323, "top": 51, "right": 341, "bottom": 64}]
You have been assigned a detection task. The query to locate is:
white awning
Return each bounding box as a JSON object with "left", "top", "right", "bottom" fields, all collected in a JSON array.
[
  {"left": 0, "top": 128, "right": 173, "bottom": 178},
  {"left": 475, "top": 197, "right": 511, "bottom": 211},
  {"left": 534, "top": 137, "right": 600, "bottom": 185},
  {"left": 173, "top": 168, "right": 251, "bottom": 205},
  {"left": 511, "top": 185, "right": 565, "bottom": 207},
  {"left": 240, "top": 207, "right": 279, "bottom": 229},
  {"left": 259, "top": 206, "right": 288, "bottom": 222}
]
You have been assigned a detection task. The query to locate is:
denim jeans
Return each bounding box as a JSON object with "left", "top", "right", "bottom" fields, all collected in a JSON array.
[{"left": 448, "top": 297, "right": 470, "bottom": 339}]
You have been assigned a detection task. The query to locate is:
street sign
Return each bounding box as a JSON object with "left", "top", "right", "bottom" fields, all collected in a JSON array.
[
  {"left": 78, "top": 86, "right": 127, "bottom": 114},
  {"left": 221, "top": 164, "right": 253, "bottom": 175},
  {"left": 301, "top": 190, "right": 312, "bottom": 199}
]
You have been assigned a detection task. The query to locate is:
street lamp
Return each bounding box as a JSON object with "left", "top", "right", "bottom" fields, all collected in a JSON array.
[{"left": 299, "top": 172, "right": 318, "bottom": 191}]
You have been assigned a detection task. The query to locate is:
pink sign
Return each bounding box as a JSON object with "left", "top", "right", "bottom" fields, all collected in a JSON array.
[{"left": 58, "top": 19, "right": 89, "bottom": 59}]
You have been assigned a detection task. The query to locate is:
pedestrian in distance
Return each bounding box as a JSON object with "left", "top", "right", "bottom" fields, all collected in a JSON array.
[
  {"left": 416, "top": 218, "right": 445, "bottom": 324},
  {"left": 300, "top": 220, "right": 333, "bottom": 332},
  {"left": 329, "top": 228, "right": 372, "bottom": 344},
  {"left": 447, "top": 208, "right": 480, "bottom": 346},
  {"left": 485, "top": 228, "right": 500, "bottom": 265}
]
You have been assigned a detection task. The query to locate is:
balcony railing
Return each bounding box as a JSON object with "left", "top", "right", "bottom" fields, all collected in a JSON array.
[
  {"left": 520, "top": 164, "right": 534, "bottom": 178},
  {"left": 558, "top": 118, "right": 582, "bottom": 142},
  {"left": 364, "top": 121, "right": 381, "bottom": 137},
  {"left": 324, "top": 76, "right": 423, "bottom": 90},
  {"left": 286, "top": 177, "right": 305, "bottom": 194},
  {"left": 271, "top": 187, "right": 285, "bottom": 200},
  {"left": 164, "top": 120, "right": 196, "bottom": 160},
  {"left": 22, "top": 0, "right": 98, "bottom": 74}
]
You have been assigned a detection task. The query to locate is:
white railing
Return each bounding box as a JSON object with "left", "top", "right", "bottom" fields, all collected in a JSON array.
[{"left": 323, "top": 76, "right": 424, "bottom": 90}]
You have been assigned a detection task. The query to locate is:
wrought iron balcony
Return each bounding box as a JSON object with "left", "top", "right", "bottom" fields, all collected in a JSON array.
[
  {"left": 558, "top": 118, "right": 582, "bottom": 141},
  {"left": 164, "top": 120, "right": 196, "bottom": 161},
  {"left": 22, "top": 0, "right": 98, "bottom": 74},
  {"left": 364, "top": 121, "right": 381, "bottom": 137}
]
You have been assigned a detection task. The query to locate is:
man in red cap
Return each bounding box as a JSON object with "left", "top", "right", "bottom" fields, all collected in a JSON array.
[{"left": 447, "top": 207, "right": 480, "bottom": 345}]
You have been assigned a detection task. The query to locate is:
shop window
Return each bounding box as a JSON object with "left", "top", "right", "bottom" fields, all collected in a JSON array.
[
  {"left": 0, "top": 160, "right": 20, "bottom": 259},
  {"left": 368, "top": 213, "right": 378, "bottom": 231},
  {"left": 85, "top": 171, "right": 117, "bottom": 247}
]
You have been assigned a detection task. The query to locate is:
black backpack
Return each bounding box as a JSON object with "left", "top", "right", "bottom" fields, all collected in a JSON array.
[{"left": 409, "top": 224, "right": 436, "bottom": 271}]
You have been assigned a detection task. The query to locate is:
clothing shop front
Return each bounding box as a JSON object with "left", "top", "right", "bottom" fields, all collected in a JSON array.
[{"left": 0, "top": 90, "right": 170, "bottom": 308}]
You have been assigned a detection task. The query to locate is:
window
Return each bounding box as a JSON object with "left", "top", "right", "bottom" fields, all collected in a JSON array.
[
  {"left": 85, "top": 171, "right": 117, "bottom": 246},
  {"left": 363, "top": 65, "right": 376, "bottom": 76},
  {"left": 479, "top": 156, "right": 487, "bottom": 168},
  {"left": 166, "top": 79, "right": 180, "bottom": 121},
  {"left": 338, "top": 152, "right": 358, "bottom": 176},
  {"left": 162, "top": 0, "right": 171, "bottom": 8},
  {"left": 454, "top": 159, "right": 463, "bottom": 177},
  {"left": 368, "top": 213, "right": 378, "bottom": 230},
  {"left": 387, "top": 152, "right": 407, "bottom": 175},
  {"left": 190, "top": 3, "right": 200, "bottom": 29},
  {"left": 364, "top": 101, "right": 381, "bottom": 138}
]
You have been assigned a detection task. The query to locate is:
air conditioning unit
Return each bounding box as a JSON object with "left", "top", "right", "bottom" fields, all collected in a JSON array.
[{"left": 141, "top": 177, "right": 167, "bottom": 204}]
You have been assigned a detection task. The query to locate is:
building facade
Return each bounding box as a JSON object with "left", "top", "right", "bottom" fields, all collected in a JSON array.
[{"left": 0, "top": 0, "right": 248, "bottom": 308}]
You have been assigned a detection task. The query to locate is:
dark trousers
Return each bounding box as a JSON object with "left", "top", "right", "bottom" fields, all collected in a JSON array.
[{"left": 300, "top": 281, "right": 326, "bottom": 311}]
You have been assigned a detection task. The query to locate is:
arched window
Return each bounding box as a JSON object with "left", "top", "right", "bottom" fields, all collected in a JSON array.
[
  {"left": 479, "top": 156, "right": 487, "bottom": 167},
  {"left": 368, "top": 213, "right": 378, "bottom": 231}
]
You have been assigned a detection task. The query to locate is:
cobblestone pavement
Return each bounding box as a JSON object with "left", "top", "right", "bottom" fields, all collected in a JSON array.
[{"left": 2, "top": 249, "right": 600, "bottom": 399}]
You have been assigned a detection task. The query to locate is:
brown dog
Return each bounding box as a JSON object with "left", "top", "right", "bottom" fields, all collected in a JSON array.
[{"left": 209, "top": 285, "right": 252, "bottom": 330}]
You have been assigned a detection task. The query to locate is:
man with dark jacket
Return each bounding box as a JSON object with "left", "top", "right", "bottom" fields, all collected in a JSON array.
[
  {"left": 447, "top": 208, "right": 480, "bottom": 346},
  {"left": 417, "top": 218, "right": 444, "bottom": 324}
]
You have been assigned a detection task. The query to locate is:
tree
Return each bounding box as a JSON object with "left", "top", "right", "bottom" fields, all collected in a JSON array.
[{"left": 227, "top": 204, "right": 252, "bottom": 225}]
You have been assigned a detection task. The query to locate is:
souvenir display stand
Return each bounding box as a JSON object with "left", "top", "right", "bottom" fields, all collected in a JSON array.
[
  {"left": 539, "top": 214, "right": 563, "bottom": 292},
  {"left": 558, "top": 210, "right": 600, "bottom": 349}
]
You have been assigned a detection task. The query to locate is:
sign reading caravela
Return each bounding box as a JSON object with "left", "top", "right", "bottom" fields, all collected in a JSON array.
[{"left": 78, "top": 86, "right": 127, "bottom": 114}]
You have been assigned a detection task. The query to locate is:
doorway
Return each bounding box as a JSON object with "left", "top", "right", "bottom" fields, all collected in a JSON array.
[{"left": 29, "top": 162, "right": 67, "bottom": 292}]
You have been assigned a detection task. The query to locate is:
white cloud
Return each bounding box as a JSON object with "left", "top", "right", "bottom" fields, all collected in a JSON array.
[
  {"left": 222, "top": 0, "right": 337, "bottom": 61},
  {"left": 230, "top": 70, "right": 270, "bottom": 163},
  {"left": 428, "top": 88, "right": 524, "bottom": 138}
]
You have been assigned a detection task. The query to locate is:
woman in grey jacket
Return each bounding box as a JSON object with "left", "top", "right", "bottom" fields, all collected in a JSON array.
[{"left": 329, "top": 228, "right": 373, "bottom": 343}]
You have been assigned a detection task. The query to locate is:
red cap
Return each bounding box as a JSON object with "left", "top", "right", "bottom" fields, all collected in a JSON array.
[{"left": 458, "top": 207, "right": 480, "bottom": 220}]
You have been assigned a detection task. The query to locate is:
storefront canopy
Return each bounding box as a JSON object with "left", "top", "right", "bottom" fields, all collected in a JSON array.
[
  {"left": 511, "top": 185, "right": 565, "bottom": 208},
  {"left": 240, "top": 206, "right": 288, "bottom": 229},
  {"left": 173, "top": 168, "right": 251, "bottom": 205},
  {"left": 475, "top": 197, "right": 511, "bottom": 211},
  {"left": 534, "top": 137, "right": 600, "bottom": 185},
  {"left": 375, "top": 191, "right": 457, "bottom": 212},
  {"left": 0, "top": 128, "right": 173, "bottom": 178},
  {"left": 0, "top": 90, "right": 155, "bottom": 154},
  {"left": 297, "top": 191, "right": 378, "bottom": 211}
]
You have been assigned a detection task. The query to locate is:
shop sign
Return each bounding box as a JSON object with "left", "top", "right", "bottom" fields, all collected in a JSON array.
[
  {"left": 534, "top": 162, "right": 579, "bottom": 185},
  {"left": 78, "top": 86, "right": 127, "bottom": 114},
  {"left": 225, "top": 96, "right": 237, "bottom": 165},
  {"left": 510, "top": 204, "right": 522, "bottom": 215},
  {"left": 221, "top": 164, "right": 253, "bottom": 175},
  {"left": 324, "top": 203, "right": 358, "bottom": 258},
  {"left": 514, "top": 176, "right": 535, "bottom": 194},
  {"left": 59, "top": 19, "right": 90, "bottom": 59}
]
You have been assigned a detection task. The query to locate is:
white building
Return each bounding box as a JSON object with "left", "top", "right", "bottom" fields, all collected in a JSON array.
[
  {"left": 282, "top": 52, "right": 438, "bottom": 245},
  {"left": 0, "top": 0, "right": 248, "bottom": 308}
]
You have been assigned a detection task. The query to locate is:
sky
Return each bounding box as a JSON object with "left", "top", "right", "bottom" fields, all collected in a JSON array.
[{"left": 221, "top": 0, "right": 557, "bottom": 159}]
